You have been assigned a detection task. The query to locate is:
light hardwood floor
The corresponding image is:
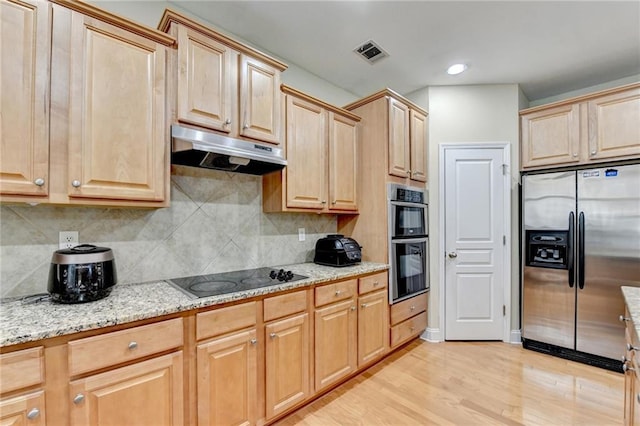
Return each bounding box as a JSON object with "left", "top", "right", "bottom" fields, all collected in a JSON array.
[{"left": 276, "top": 340, "right": 623, "bottom": 425}]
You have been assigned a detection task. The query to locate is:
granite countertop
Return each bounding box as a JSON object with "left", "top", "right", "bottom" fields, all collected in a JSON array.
[
  {"left": 0, "top": 262, "right": 388, "bottom": 347},
  {"left": 622, "top": 286, "right": 640, "bottom": 340}
]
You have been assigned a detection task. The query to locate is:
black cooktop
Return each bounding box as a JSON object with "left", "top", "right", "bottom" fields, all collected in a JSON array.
[{"left": 166, "top": 267, "right": 308, "bottom": 299}]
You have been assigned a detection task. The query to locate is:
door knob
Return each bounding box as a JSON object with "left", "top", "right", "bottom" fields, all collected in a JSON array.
[{"left": 448, "top": 252, "right": 458, "bottom": 259}]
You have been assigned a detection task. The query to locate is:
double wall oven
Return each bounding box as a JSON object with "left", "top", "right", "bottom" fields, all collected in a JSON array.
[{"left": 388, "top": 184, "right": 429, "bottom": 303}]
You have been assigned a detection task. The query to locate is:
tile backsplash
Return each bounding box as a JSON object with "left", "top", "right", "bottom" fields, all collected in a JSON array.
[{"left": 0, "top": 166, "right": 337, "bottom": 298}]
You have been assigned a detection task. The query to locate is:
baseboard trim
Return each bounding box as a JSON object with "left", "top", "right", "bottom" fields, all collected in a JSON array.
[
  {"left": 421, "top": 327, "right": 442, "bottom": 342},
  {"left": 510, "top": 329, "right": 522, "bottom": 344}
]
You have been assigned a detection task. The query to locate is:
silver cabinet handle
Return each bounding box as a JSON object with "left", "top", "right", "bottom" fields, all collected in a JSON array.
[
  {"left": 373, "top": 281, "right": 379, "bottom": 286},
  {"left": 128, "top": 341, "right": 138, "bottom": 350},
  {"left": 628, "top": 343, "right": 638, "bottom": 352},
  {"left": 335, "top": 290, "right": 342, "bottom": 296},
  {"left": 361, "top": 303, "right": 367, "bottom": 309},
  {"left": 270, "top": 333, "right": 276, "bottom": 339},
  {"left": 243, "top": 123, "right": 249, "bottom": 130},
  {"left": 623, "top": 363, "right": 635, "bottom": 373},
  {"left": 350, "top": 306, "right": 356, "bottom": 311},
  {"left": 34, "top": 178, "right": 45, "bottom": 186},
  {"left": 73, "top": 393, "right": 85, "bottom": 404},
  {"left": 250, "top": 338, "right": 257, "bottom": 345},
  {"left": 27, "top": 408, "right": 40, "bottom": 419},
  {"left": 331, "top": 201, "right": 336, "bottom": 205},
  {"left": 224, "top": 118, "right": 231, "bottom": 125},
  {"left": 590, "top": 150, "right": 597, "bottom": 155},
  {"left": 321, "top": 200, "right": 327, "bottom": 204},
  {"left": 572, "top": 153, "right": 578, "bottom": 157},
  {"left": 71, "top": 180, "right": 81, "bottom": 188},
  {"left": 448, "top": 252, "right": 458, "bottom": 259},
  {"left": 410, "top": 305, "right": 416, "bottom": 311},
  {"left": 620, "top": 315, "right": 631, "bottom": 322}
]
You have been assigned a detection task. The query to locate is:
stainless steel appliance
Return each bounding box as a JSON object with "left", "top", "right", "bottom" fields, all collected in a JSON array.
[
  {"left": 48, "top": 244, "right": 117, "bottom": 303},
  {"left": 388, "top": 183, "right": 429, "bottom": 304},
  {"left": 522, "top": 163, "right": 640, "bottom": 371},
  {"left": 313, "top": 234, "right": 362, "bottom": 267},
  {"left": 167, "top": 267, "right": 308, "bottom": 299}
]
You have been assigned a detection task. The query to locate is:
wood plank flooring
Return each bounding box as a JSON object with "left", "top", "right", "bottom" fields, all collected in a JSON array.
[{"left": 275, "top": 340, "right": 623, "bottom": 425}]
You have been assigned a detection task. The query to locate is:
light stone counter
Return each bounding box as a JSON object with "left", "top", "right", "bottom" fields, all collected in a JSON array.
[
  {"left": 0, "top": 262, "right": 388, "bottom": 347},
  {"left": 622, "top": 286, "right": 640, "bottom": 340}
]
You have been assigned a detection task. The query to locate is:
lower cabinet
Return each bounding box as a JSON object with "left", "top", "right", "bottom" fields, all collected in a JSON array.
[
  {"left": 358, "top": 289, "right": 389, "bottom": 366},
  {"left": 0, "top": 346, "right": 46, "bottom": 425},
  {"left": 0, "top": 391, "right": 45, "bottom": 425},
  {"left": 390, "top": 293, "right": 428, "bottom": 349},
  {"left": 69, "top": 352, "right": 184, "bottom": 426}
]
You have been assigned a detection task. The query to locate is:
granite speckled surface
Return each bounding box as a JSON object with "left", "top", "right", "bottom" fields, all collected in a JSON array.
[
  {"left": 622, "top": 286, "right": 640, "bottom": 340},
  {"left": 0, "top": 262, "right": 388, "bottom": 347}
]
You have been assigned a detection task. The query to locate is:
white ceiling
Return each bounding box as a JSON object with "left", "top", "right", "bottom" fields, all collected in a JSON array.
[{"left": 168, "top": 1, "right": 640, "bottom": 102}]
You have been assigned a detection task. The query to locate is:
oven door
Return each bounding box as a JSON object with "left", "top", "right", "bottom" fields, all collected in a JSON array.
[
  {"left": 390, "top": 237, "right": 429, "bottom": 303},
  {"left": 390, "top": 201, "right": 427, "bottom": 238}
]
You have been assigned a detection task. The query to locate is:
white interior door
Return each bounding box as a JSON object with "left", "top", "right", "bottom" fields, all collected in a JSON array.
[{"left": 444, "top": 146, "right": 508, "bottom": 340}]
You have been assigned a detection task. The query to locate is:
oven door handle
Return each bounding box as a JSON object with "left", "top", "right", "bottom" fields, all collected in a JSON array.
[
  {"left": 389, "top": 200, "right": 427, "bottom": 209},
  {"left": 390, "top": 237, "right": 428, "bottom": 244}
]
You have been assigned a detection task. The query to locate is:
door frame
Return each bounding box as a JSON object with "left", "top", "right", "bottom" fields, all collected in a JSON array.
[{"left": 438, "top": 143, "right": 512, "bottom": 342}]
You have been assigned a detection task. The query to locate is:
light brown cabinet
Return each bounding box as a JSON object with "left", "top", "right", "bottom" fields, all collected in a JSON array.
[
  {"left": 357, "top": 272, "right": 389, "bottom": 367},
  {"left": 520, "top": 83, "right": 640, "bottom": 170},
  {"left": 622, "top": 305, "right": 640, "bottom": 426},
  {"left": 390, "top": 292, "right": 428, "bottom": 349},
  {"left": 0, "top": 0, "right": 174, "bottom": 207},
  {"left": 263, "top": 85, "right": 359, "bottom": 213},
  {"left": 345, "top": 88, "right": 428, "bottom": 186},
  {"left": 159, "top": 9, "right": 286, "bottom": 146},
  {"left": 0, "top": 347, "right": 46, "bottom": 425}
]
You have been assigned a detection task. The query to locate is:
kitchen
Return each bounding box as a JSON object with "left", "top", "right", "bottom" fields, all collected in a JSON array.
[{"left": 1, "top": 0, "right": 639, "bottom": 425}]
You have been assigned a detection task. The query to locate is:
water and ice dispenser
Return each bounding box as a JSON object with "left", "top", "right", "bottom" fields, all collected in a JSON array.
[{"left": 525, "top": 230, "right": 569, "bottom": 269}]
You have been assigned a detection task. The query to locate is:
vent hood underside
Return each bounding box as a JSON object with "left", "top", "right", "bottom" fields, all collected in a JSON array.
[{"left": 171, "top": 125, "right": 286, "bottom": 175}]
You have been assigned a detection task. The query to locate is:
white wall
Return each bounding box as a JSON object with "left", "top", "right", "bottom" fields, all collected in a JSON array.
[{"left": 426, "top": 84, "right": 521, "bottom": 339}]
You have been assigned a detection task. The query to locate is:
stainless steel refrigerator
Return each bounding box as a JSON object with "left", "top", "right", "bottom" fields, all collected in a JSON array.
[{"left": 522, "top": 163, "right": 640, "bottom": 370}]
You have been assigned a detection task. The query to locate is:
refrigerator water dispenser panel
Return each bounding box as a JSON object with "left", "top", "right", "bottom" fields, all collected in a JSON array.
[{"left": 526, "top": 230, "right": 569, "bottom": 269}]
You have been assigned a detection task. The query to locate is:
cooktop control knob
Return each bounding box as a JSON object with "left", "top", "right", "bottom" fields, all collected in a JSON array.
[
  {"left": 269, "top": 270, "right": 277, "bottom": 279},
  {"left": 285, "top": 271, "right": 294, "bottom": 281},
  {"left": 276, "top": 269, "right": 286, "bottom": 281}
]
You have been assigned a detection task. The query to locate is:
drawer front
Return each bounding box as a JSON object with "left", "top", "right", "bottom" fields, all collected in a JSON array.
[
  {"left": 390, "top": 311, "right": 428, "bottom": 348},
  {"left": 358, "top": 271, "right": 388, "bottom": 295},
  {"left": 264, "top": 290, "right": 308, "bottom": 322},
  {"left": 390, "top": 293, "right": 428, "bottom": 326},
  {"left": 197, "top": 301, "right": 257, "bottom": 341},
  {"left": 315, "top": 279, "right": 357, "bottom": 307},
  {"left": 68, "top": 318, "right": 183, "bottom": 376},
  {"left": 0, "top": 347, "right": 44, "bottom": 393}
]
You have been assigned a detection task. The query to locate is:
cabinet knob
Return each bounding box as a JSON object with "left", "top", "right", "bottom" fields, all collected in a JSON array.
[
  {"left": 224, "top": 118, "right": 231, "bottom": 125},
  {"left": 350, "top": 306, "right": 356, "bottom": 311},
  {"left": 410, "top": 305, "right": 416, "bottom": 311},
  {"left": 270, "top": 333, "right": 277, "bottom": 339},
  {"left": 331, "top": 200, "right": 336, "bottom": 205},
  {"left": 250, "top": 338, "right": 257, "bottom": 345},
  {"left": 73, "top": 393, "right": 85, "bottom": 404},
  {"left": 27, "top": 408, "right": 40, "bottom": 419},
  {"left": 623, "top": 363, "right": 635, "bottom": 373},
  {"left": 361, "top": 303, "right": 367, "bottom": 309},
  {"left": 321, "top": 200, "right": 327, "bottom": 204},
  {"left": 128, "top": 341, "right": 138, "bottom": 350},
  {"left": 590, "top": 150, "right": 597, "bottom": 155},
  {"left": 71, "top": 180, "right": 81, "bottom": 188},
  {"left": 628, "top": 343, "right": 638, "bottom": 352},
  {"left": 373, "top": 281, "right": 379, "bottom": 286},
  {"left": 34, "top": 178, "right": 45, "bottom": 186},
  {"left": 620, "top": 315, "right": 631, "bottom": 322},
  {"left": 243, "top": 123, "right": 249, "bottom": 130},
  {"left": 407, "top": 170, "right": 411, "bottom": 176},
  {"left": 335, "top": 290, "right": 342, "bottom": 296},
  {"left": 572, "top": 153, "right": 578, "bottom": 158},
  {"left": 448, "top": 252, "right": 458, "bottom": 259}
]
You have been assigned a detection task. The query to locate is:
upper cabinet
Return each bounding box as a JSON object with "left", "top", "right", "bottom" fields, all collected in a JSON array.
[
  {"left": 158, "top": 9, "right": 286, "bottom": 146},
  {"left": 1, "top": 0, "right": 175, "bottom": 207},
  {"left": 520, "top": 83, "right": 640, "bottom": 170},
  {"left": 263, "top": 85, "right": 360, "bottom": 214},
  {"left": 344, "top": 88, "right": 428, "bottom": 187}
]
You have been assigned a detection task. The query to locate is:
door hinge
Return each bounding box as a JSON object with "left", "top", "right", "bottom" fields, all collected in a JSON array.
[
  {"left": 503, "top": 305, "right": 506, "bottom": 316},
  {"left": 502, "top": 164, "right": 508, "bottom": 175},
  {"left": 503, "top": 235, "right": 506, "bottom": 245}
]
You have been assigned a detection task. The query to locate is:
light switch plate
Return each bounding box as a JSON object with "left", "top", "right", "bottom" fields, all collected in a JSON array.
[{"left": 298, "top": 228, "right": 305, "bottom": 242}]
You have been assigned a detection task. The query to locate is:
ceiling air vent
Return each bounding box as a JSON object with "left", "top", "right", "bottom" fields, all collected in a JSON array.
[{"left": 354, "top": 39, "right": 389, "bottom": 64}]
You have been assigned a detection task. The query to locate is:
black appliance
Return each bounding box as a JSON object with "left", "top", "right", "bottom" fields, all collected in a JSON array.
[
  {"left": 48, "top": 244, "right": 117, "bottom": 303},
  {"left": 313, "top": 234, "right": 362, "bottom": 267},
  {"left": 166, "top": 267, "right": 308, "bottom": 299}
]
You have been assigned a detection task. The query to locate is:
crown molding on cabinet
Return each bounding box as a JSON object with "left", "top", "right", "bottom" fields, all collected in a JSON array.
[
  {"left": 281, "top": 85, "right": 361, "bottom": 122},
  {"left": 343, "top": 87, "right": 428, "bottom": 116}
]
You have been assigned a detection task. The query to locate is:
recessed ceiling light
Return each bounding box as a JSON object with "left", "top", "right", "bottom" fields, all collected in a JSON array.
[{"left": 447, "top": 63, "right": 468, "bottom": 75}]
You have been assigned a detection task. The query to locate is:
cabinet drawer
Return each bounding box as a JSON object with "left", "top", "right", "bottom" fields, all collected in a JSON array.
[
  {"left": 197, "top": 301, "right": 257, "bottom": 340},
  {"left": 0, "top": 347, "right": 44, "bottom": 393},
  {"left": 390, "top": 311, "right": 427, "bottom": 348},
  {"left": 390, "top": 293, "right": 428, "bottom": 326},
  {"left": 358, "top": 272, "right": 388, "bottom": 295},
  {"left": 315, "top": 279, "right": 357, "bottom": 307},
  {"left": 264, "top": 290, "right": 307, "bottom": 322},
  {"left": 68, "top": 318, "right": 183, "bottom": 376}
]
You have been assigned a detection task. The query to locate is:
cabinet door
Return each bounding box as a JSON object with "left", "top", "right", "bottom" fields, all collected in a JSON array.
[
  {"left": 197, "top": 329, "right": 257, "bottom": 426},
  {"left": 285, "top": 95, "right": 326, "bottom": 210},
  {"left": 67, "top": 13, "right": 166, "bottom": 201},
  {"left": 388, "top": 98, "right": 410, "bottom": 178},
  {"left": 239, "top": 55, "right": 281, "bottom": 144},
  {"left": 69, "top": 352, "right": 184, "bottom": 426},
  {"left": 0, "top": 390, "right": 45, "bottom": 426},
  {"left": 587, "top": 87, "right": 640, "bottom": 161},
  {"left": 358, "top": 290, "right": 389, "bottom": 366},
  {"left": 265, "top": 313, "right": 310, "bottom": 420},
  {"left": 0, "top": 0, "right": 50, "bottom": 197},
  {"left": 521, "top": 104, "right": 580, "bottom": 169},
  {"left": 328, "top": 112, "right": 358, "bottom": 211},
  {"left": 409, "top": 110, "right": 428, "bottom": 183},
  {"left": 176, "top": 25, "right": 233, "bottom": 133},
  {"left": 314, "top": 298, "right": 357, "bottom": 392}
]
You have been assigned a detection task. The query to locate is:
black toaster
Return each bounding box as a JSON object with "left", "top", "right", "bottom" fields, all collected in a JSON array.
[{"left": 313, "top": 234, "right": 362, "bottom": 267}]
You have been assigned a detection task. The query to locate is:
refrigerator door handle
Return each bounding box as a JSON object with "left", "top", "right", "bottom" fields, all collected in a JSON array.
[
  {"left": 568, "top": 212, "right": 575, "bottom": 288},
  {"left": 578, "top": 211, "right": 585, "bottom": 289}
]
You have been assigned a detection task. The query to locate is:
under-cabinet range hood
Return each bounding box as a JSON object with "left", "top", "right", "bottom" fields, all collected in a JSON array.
[{"left": 170, "top": 125, "right": 286, "bottom": 175}]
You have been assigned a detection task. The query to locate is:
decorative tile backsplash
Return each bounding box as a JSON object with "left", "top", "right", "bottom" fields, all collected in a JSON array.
[{"left": 0, "top": 166, "right": 337, "bottom": 298}]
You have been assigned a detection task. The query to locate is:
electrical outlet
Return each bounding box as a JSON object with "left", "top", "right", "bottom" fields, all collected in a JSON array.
[
  {"left": 298, "top": 228, "right": 305, "bottom": 242},
  {"left": 59, "top": 231, "right": 78, "bottom": 249}
]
